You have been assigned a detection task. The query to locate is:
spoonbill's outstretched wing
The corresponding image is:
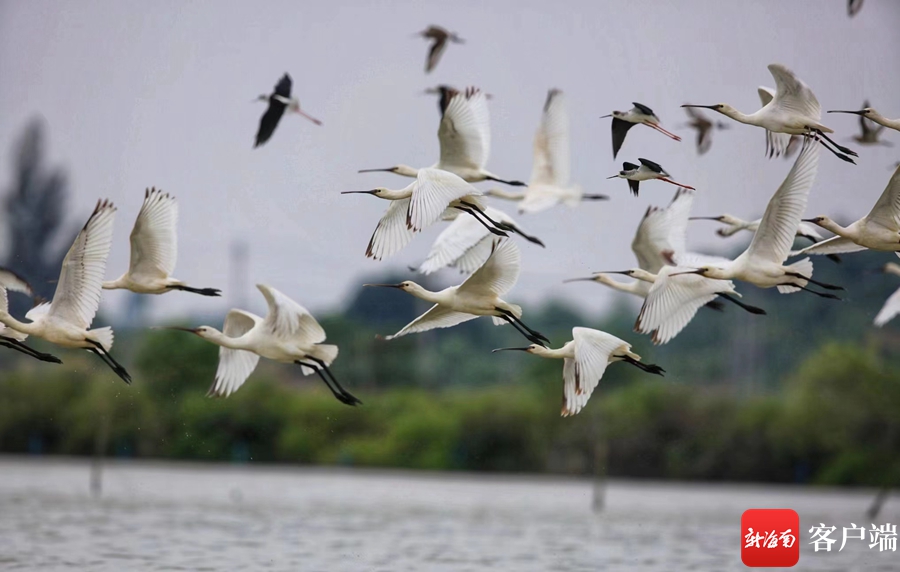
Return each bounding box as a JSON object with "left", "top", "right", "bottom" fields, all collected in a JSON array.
[
  {"left": 863, "top": 164, "right": 900, "bottom": 230},
  {"left": 407, "top": 167, "right": 482, "bottom": 232},
  {"left": 744, "top": 138, "right": 820, "bottom": 266},
  {"left": 417, "top": 206, "right": 514, "bottom": 275},
  {"left": 458, "top": 239, "right": 521, "bottom": 297},
  {"left": 768, "top": 64, "right": 821, "bottom": 121},
  {"left": 209, "top": 309, "right": 262, "bottom": 397},
  {"left": 530, "top": 89, "right": 571, "bottom": 188},
  {"left": 127, "top": 188, "right": 178, "bottom": 281},
  {"left": 0, "top": 267, "right": 33, "bottom": 297},
  {"left": 792, "top": 235, "right": 868, "bottom": 257},
  {"left": 757, "top": 85, "right": 793, "bottom": 158},
  {"left": 438, "top": 87, "right": 491, "bottom": 171},
  {"left": 258, "top": 284, "right": 327, "bottom": 343},
  {"left": 561, "top": 327, "right": 627, "bottom": 416},
  {"left": 875, "top": 285, "right": 900, "bottom": 327},
  {"left": 48, "top": 199, "right": 116, "bottom": 330},
  {"left": 632, "top": 188, "right": 694, "bottom": 274},
  {"left": 384, "top": 304, "right": 478, "bottom": 340},
  {"left": 365, "top": 199, "right": 416, "bottom": 261}
]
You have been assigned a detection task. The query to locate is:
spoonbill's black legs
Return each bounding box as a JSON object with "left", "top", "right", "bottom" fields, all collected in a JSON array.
[
  {"left": 806, "top": 131, "right": 855, "bottom": 164},
  {"left": 814, "top": 129, "right": 858, "bottom": 157},
  {"left": 616, "top": 354, "right": 665, "bottom": 376},
  {"left": 495, "top": 307, "right": 550, "bottom": 346},
  {"left": 785, "top": 283, "right": 843, "bottom": 300},
  {"left": 484, "top": 175, "right": 527, "bottom": 187},
  {"left": 715, "top": 293, "right": 768, "bottom": 315},
  {"left": 785, "top": 272, "right": 844, "bottom": 290},
  {"left": 169, "top": 285, "right": 223, "bottom": 297},
  {"left": 86, "top": 340, "right": 132, "bottom": 384},
  {"left": 0, "top": 337, "right": 62, "bottom": 364},
  {"left": 453, "top": 206, "right": 508, "bottom": 237},
  {"left": 295, "top": 360, "right": 361, "bottom": 406}
]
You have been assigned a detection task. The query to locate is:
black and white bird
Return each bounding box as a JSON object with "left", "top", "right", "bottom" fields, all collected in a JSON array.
[
  {"left": 0, "top": 268, "right": 61, "bottom": 364},
  {"left": 416, "top": 25, "right": 464, "bottom": 73},
  {"left": 608, "top": 158, "right": 695, "bottom": 196},
  {"left": 602, "top": 102, "right": 681, "bottom": 159},
  {"left": 253, "top": 73, "right": 322, "bottom": 148}
]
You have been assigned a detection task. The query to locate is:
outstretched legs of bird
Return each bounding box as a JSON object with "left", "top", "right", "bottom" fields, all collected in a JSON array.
[
  {"left": 0, "top": 337, "right": 62, "bottom": 363},
  {"left": 616, "top": 354, "right": 665, "bottom": 376},
  {"left": 87, "top": 340, "right": 132, "bottom": 384},
  {"left": 495, "top": 308, "right": 550, "bottom": 346},
  {"left": 295, "top": 359, "right": 361, "bottom": 406}
]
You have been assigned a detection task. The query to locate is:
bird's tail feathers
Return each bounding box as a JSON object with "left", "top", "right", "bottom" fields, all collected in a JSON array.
[
  {"left": 778, "top": 257, "right": 813, "bottom": 294},
  {"left": 492, "top": 303, "right": 523, "bottom": 326},
  {"left": 310, "top": 343, "right": 339, "bottom": 366},
  {"left": 89, "top": 327, "right": 114, "bottom": 352}
]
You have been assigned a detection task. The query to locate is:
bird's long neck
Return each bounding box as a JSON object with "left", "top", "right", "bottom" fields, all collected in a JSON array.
[
  {"left": 872, "top": 113, "right": 900, "bottom": 132},
  {"left": 382, "top": 187, "right": 414, "bottom": 200},
  {"left": 817, "top": 218, "right": 853, "bottom": 238},
  {"left": 0, "top": 312, "right": 38, "bottom": 336},
  {"left": 630, "top": 269, "right": 658, "bottom": 284},
  {"left": 202, "top": 327, "right": 249, "bottom": 351},
  {"left": 530, "top": 344, "right": 571, "bottom": 360},
  {"left": 484, "top": 188, "right": 525, "bottom": 201},
  {"left": 719, "top": 107, "right": 756, "bottom": 126},
  {"left": 407, "top": 283, "right": 443, "bottom": 304},
  {"left": 594, "top": 275, "right": 645, "bottom": 294}
]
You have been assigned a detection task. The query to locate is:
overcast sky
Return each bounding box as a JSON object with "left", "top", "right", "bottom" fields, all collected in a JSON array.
[{"left": 1, "top": 0, "right": 898, "bottom": 322}]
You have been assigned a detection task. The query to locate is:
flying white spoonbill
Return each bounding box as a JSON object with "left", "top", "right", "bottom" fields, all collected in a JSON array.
[
  {"left": 874, "top": 263, "right": 900, "bottom": 327},
  {"left": 794, "top": 164, "right": 900, "bottom": 257},
  {"left": 365, "top": 239, "right": 550, "bottom": 346},
  {"left": 343, "top": 167, "right": 540, "bottom": 261},
  {"left": 829, "top": 105, "right": 900, "bottom": 135},
  {"left": 0, "top": 200, "right": 131, "bottom": 383},
  {"left": 413, "top": 206, "right": 542, "bottom": 275},
  {"left": 416, "top": 25, "right": 464, "bottom": 73},
  {"left": 670, "top": 139, "right": 843, "bottom": 298},
  {"left": 103, "top": 188, "right": 221, "bottom": 296},
  {"left": 165, "top": 284, "right": 360, "bottom": 405},
  {"left": 602, "top": 102, "right": 681, "bottom": 159},
  {"left": 689, "top": 213, "right": 841, "bottom": 263},
  {"left": 608, "top": 158, "right": 695, "bottom": 196},
  {"left": 0, "top": 268, "right": 61, "bottom": 363},
  {"left": 359, "top": 87, "right": 526, "bottom": 186},
  {"left": 484, "top": 89, "right": 608, "bottom": 213},
  {"left": 253, "top": 73, "right": 321, "bottom": 148},
  {"left": 492, "top": 327, "right": 664, "bottom": 416},
  {"left": 683, "top": 64, "right": 857, "bottom": 163}
]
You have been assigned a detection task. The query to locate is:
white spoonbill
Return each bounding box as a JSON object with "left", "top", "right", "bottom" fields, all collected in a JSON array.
[
  {"left": 683, "top": 64, "right": 857, "bottom": 163},
  {"left": 253, "top": 73, "right": 321, "bottom": 148},
  {"left": 874, "top": 263, "right": 900, "bottom": 327},
  {"left": 564, "top": 187, "right": 699, "bottom": 299},
  {"left": 413, "top": 206, "right": 542, "bottom": 275},
  {"left": 601, "top": 102, "right": 681, "bottom": 159},
  {"left": 359, "top": 87, "right": 526, "bottom": 186},
  {"left": 829, "top": 105, "right": 900, "bottom": 134},
  {"left": 0, "top": 200, "right": 131, "bottom": 383},
  {"left": 794, "top": 164, "right": 900, "bottom": 257},
  {"left": 103, "top": 188, "right": 221, "bottom": 296},
  {"left": 0, "top": 269, "right": 61, "bottom": 364},
  {"left": 671, "top": 139, "right": 843, "bottom": 298},
  {"left": 608, "top": 158, "right": 695, "bottom": 196},
  {"left": 416, "top": 25, "right": 464, "bottom": 73},
  {"left": 492, "top": 327, "right": 664, "bottom": 416},
  {"left": 343, "top": 167, "right": 538, "bottom": 261},
  {"left": 485, "top": 89, "right": 607, "bottom": 213},
  {"left": 166, "top": 284, "right": 360, "bottom": 405},
  {"left": 365, "top": 239, "right": 550, "bottom": 346},
  {"left": 689, "top": 213, "right": 841, "bottom": 263},
  {"left": 635, "top": 264, "right": 763, "bottom": 345}
]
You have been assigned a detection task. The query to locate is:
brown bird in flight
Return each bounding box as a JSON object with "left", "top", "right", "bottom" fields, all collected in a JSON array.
[{"left": 416, "top": 25, "right": 464, "bottom": 73}]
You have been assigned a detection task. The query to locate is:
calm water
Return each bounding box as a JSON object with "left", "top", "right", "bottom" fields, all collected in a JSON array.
[{"left": 0, "top": 457, "right": 896, "bottom": 571}]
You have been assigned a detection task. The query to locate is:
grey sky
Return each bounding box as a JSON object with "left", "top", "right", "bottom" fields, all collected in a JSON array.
[{"left": 1, "top": 0, "right": 898, "bottom": 322}]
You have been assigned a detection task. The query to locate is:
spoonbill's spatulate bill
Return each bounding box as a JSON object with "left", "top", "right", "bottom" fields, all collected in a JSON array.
[
  {"left": 414, "top": 206, "right": 542, "bottom": 275},
  {"left": 0, "top": 200, "right": 131, "bottom": 383},
  {"left": 359, "top": 87, "right": 526, "bottom": 186},
  {"left": 166, "top": 284, "right": 360, "bottom": 405},
  {"left": 608, "top": 158, "right": 695, "bottom": 196},
  {"left": 602, "top": 102, "right": 681, "bottom": 159},
  {"left": 253, "top": 73, "right": 322, "bottom": 148},
  {"left": 486, "top": 89, "right": 607, "bottom": 213},
  {"left": 493, "top": 327, "right": 664, "bottom": 416},
  {"left": 366, "top": 240, "right": 549, "bottom": 346},
  {"left": 0, "top": 269, "right": 62, "bottom": 364},
  {"left": 683, "top": 64, "right": 858, "bottom": 163},
  {"left": 670, "top": 139, "right": 843, "bottom": 299},
  {"left": 103, "top": 188, "right": 221, "bottom": 297},
  {"left": 416, "top": 25, "right": 464, "bottom": 73},
  {"left": 794, "top": 164, "right": 900, "bottom": 257}
]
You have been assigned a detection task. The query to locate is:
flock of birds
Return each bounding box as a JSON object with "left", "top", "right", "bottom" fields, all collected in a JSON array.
[{"left": 1, "top": 25, "right": 899, "bottom": 417}]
